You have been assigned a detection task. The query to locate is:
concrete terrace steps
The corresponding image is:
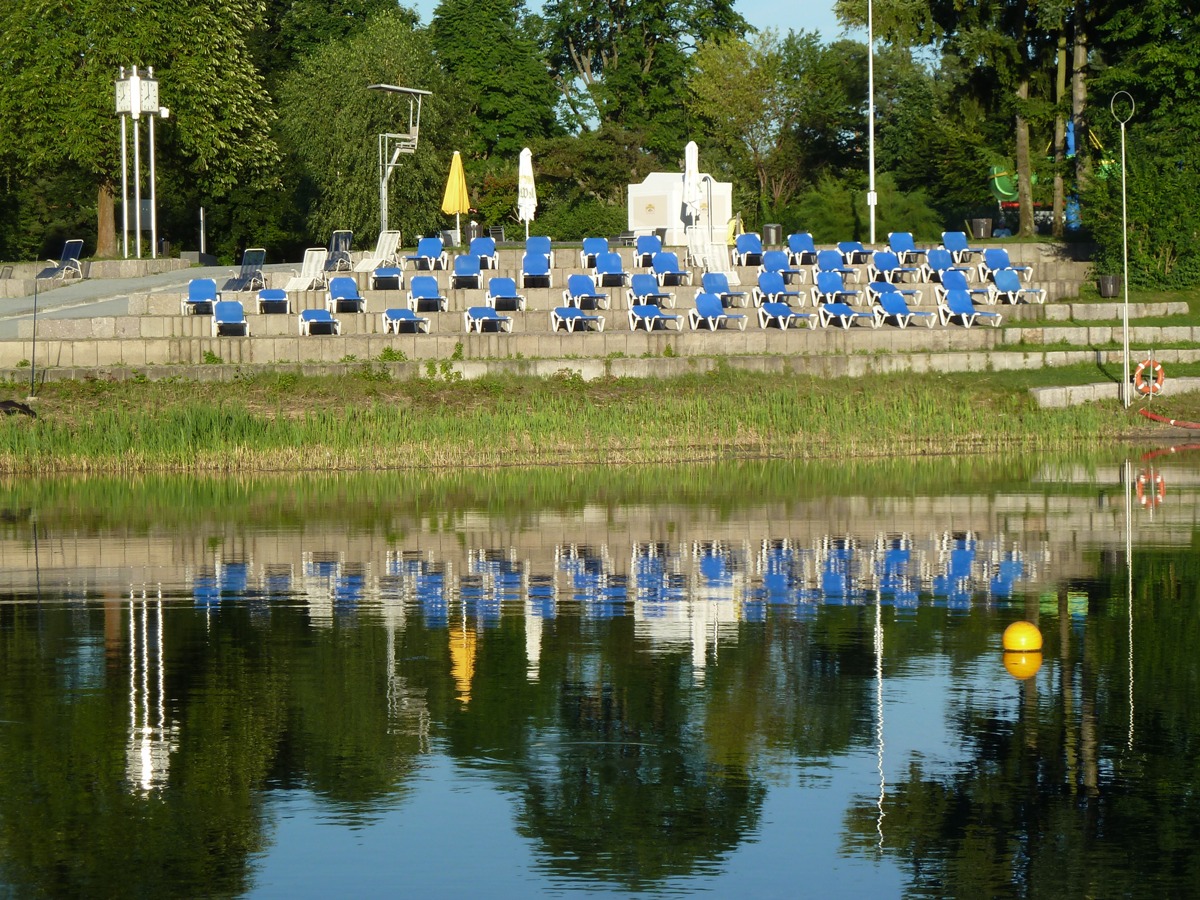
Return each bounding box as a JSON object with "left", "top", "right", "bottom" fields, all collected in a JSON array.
[{"left": 0, "top": 239, "right": 1110, "bottom": 380}]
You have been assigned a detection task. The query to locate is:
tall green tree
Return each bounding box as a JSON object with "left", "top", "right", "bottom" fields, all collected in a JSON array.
[
  {"left": 250, "top": 0, "right": 405, "bottom": 91},
  {"left": 276, "top": 11, "right": 461, "bottom": 245},
  {"left": 0, "top": 0, "right": 280, "bottom": 258},
  {"left": 540, "top": 0, "right": 747, "bottom": 159},
  {"left": 1083, "top": 0, "right": 1200, "bottom": 286},
  {"left": 431, "top": 0, "right": 560, "bottom": 160}
]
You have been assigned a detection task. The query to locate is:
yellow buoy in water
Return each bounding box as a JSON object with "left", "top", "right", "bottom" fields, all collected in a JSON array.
[
  {"left": 1002, "top": 620, "right": 1043, "bottom": 652},
  {"left": 1004, "top": 651, "right": 1043, "bottom": 680}
]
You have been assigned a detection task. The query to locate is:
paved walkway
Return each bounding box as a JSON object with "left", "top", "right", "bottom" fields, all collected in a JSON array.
[{"left": 0, "top": 265, "right": 293, "bottom": 340}]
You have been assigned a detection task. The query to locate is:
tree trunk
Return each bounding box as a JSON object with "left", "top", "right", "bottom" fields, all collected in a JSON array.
[
  {"left": 1052, "top": 32, "right": 1068, "bottom": 238},
  {"left": 96, "top": 182, "right": 116, "bottom": 258},
  {"left": 1015, "top": 80, "right": 1035, "bottom": 237}
]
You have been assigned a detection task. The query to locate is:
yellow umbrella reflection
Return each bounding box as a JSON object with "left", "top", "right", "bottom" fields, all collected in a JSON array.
[
  {"left": 441, "top": 150, "right": 470, "bottom": 246},
  {"left": 449, "top": 622, "right": 476, "bottom": 705}
]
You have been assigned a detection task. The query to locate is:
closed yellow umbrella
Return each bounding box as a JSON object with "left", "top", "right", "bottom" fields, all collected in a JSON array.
[{"left": 441, "top": 150, "right": 470, "bottom": 245}]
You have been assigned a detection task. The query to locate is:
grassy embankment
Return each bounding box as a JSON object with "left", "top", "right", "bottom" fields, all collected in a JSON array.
[{"left": 0, "top": 362, "right": 1190, "bottom": 475}]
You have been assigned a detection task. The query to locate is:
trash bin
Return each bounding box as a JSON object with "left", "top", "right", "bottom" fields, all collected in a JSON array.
[
  {"left": 763, "top": 223, "right": 782, "bottom": 246},
  {"left": 1097, "top": 275, "right": 1120, "bottom": 297},
  {"left": 971, "top": 218, "right": 993, "bottom": 239},
  {"left": 465, "top": 221, "right": 480, "bottom": 243}
]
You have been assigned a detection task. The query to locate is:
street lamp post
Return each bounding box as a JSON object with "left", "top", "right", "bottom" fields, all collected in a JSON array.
[
  {"left": 115, "top": 66, "right": 169, "bottom": 258},
  {"left": 867, "top": 0, "right": 878, "bottom": 246},
  {"left": 1111, "top": 92, "right": 1134, "bottom": 407}
]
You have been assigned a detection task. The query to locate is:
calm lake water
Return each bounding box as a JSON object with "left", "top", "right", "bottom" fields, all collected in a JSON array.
[{"left": 1, "top": 453, "right": 1198, "bottom": 898}]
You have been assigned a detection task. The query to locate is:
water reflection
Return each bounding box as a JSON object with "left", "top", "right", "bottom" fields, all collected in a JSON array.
[{"left": 0, "top": 455, "right": 1198, "bottom": 897}]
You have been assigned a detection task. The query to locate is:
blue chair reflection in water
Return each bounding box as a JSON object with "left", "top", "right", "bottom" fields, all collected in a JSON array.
[
  {"left": 459, "top": 571, "right": 498, "bottom": 624},
  {"left": 990, "top": 551, "right": 1024, "bottom": 599},
  {"left": 385, "top": 551, "right": 449, "bottom": 626},
  {"left": 558, "top": 544, "right": 624, "bottom": 618},
  {"left": 875, "top": 536, "right": 918, "bottom": 609},
  {"left": 335, "top": 563, "right": 366, "bottom": 616},
  {"left": 262, "top": 563, "right": 294, "bottom": 599},
  {"left": 193, "top": 569, "right": 220, "bottom": 612},
  {"left": 527, "top": 573, "right": 557, "bottom": 619},
  {"left": 632, "top": 542, "right": 686, "bottom": 619},
  {"left": 821, "top": 537, "right": 858, "bottom": 605},
  {"left": 756, "top": 539, "right": 812, "bottom": 610},
  {"left": 694, "top": 541, "right": 736, "bottom": 592},
  {"left": 933, "top": 533, "right": 977, "bottom": 609}
]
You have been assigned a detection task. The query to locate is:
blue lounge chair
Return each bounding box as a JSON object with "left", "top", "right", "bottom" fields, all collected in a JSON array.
[
  {"left": 731, "top": 233, "right": 764, "bottom": 267},
  {"left": 867, "top": 250, "right": 919, "bottom": 284},
  {"left": 326, "top": 275, "right": 365, "bottom": 313},
  {"left": 563, "top": 273, "right": 609, "bottom": 310},
  {"left": 871, "top": 286, "right": 935, "bottom": 328},
  {"left": 867, "top": 279, "right": 924, "bottom": 306},
  {"left": 580, "top": 237, "right": 608, "bottom": 268},
  {"left": 38, "top": 238, "right": 85, "bottom": 281},
  {"left": 406, "top": 236, "right": 447, "bottom": 271},
  {"left": 526, "top": 235, "right": 554, "bottom": 268},
  {"left": 688, "top": 292, "right": 747, "bottom": 331},
  {"left": 635, "top": 234, "right": 662, "bottom": 267},
  {"left": 181, "top": 278, "right": 219, "bottom": 315},
  {"left": 408, "top": 275, "right": 448, "bottom": 312},
  {"left": 818, "top": 300, "right": 877, "bottom": 329},
  {"left": 485, "top": 276, "right": 526, "bottom": 311},
  {"left": 450, "top": 254, "right": 482, "bottom": 289},
  {"left": 211, "top": 300, "right": 249, "bottom": 336},
  {"left": 381, "top": 308, "right": 431, "bottom": 333},
  {"left": 922, "top": 248, "right": 975, "bottom": 285},
  {"left": 887, "top": 231, "right": 927, "bottom": 265},
  {"left": 227, "top": 248, "right": 266, "bottom": 292},
  {"left": 814, "top": 248, "right": 858, "bottom": 283},
  {"left": 837, "top": 240, "right": 871, "bottom": 265},
  {"left": 468, "top": 235, "right": 498, "bottom": 269},
  {"left": 628, "top": 304, "right": 683, "bottom": 331},
  {"left": 786, "top": 232, "right": 818, "bottom": 266},
  {"left": 941, "top": 230, "right": 983, "bottom": 264},
  {"left": 939, "top": 289, "right": 1003, "bottom": 328},
  {"left": 810, "top": 270, "right": 860, "bottom": 306},
  {"left": 592, "top": 251, "right": 629, "bottom": 288},
  {"left": 299, "top": 308, "right": 340, "bottom": 335},
  {"left": 757, "top": 301, "right": 816, "bottom": 330},
  {"left": 326, "top": 230, "right": 353, "bottom": 274},
  {"left": 979, "top": 247, "right": 1033, "bottom": 283},
  {"left": 651, "top": 251, "right": 691, "bottom": 286},
  {"left": 256, "top": 287, "right": 290, "bottom": 314},
  {"left": 754, "top": 271, "right": 804, "bottom": 306},
  {"left": 370, "top": 266, "right": 403, "bottom": 290},
  {"left": 701, "top": 272, "right": 748, "bottom": 308},
  {"left": 550, "top": 306, "right": 605, "bottom": 333},
  {"left": 933, "top": 267, "right": 993, "bottom": 305},
  {"left": 521, "top": 252, "right": 552, "bottom": 288},
  {"left": 626, "top": 273, "right": 674, "bottom": 308},
  {"left": 992, "top": 268, "right": 1046, "bottom": 304},
  {"left": 760, "top": 249, "right": 806, "bottom": 284},
  {"left": 464, "top": 306, "right": 512, "bottom": 333}
]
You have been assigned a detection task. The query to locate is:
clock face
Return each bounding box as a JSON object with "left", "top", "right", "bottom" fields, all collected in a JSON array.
[
  {"left": 115, "top": 79, "right": 131, "bottom": 114},
  {"left": 139, "top": 77, "right": 158, "bottom": 113}
]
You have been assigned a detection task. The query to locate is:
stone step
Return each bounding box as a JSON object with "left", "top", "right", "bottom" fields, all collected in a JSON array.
[{"left": 0, "top": 346, "right": 1171, "bottom": 386}]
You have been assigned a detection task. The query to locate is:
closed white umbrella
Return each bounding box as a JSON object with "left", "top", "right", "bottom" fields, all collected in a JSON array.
[
  {"left": 683, "top": 140, "right": 702, "bottom": 221},
  {"left": 517, "top": 147, "right": 537, "bottom": 239}
]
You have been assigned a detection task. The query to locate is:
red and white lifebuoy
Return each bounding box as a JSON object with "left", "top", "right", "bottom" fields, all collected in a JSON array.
[
  {"left": 1134, "top": 359, "right": 1165, "bottom": 396},
  {"left": 1136, "top": 470, "right": 1166, "bottom": 507}
]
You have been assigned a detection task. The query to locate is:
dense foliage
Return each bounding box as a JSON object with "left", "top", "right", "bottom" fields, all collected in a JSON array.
[{"left": 0, "top": 0, "right": 1193, "bottom": 285}]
